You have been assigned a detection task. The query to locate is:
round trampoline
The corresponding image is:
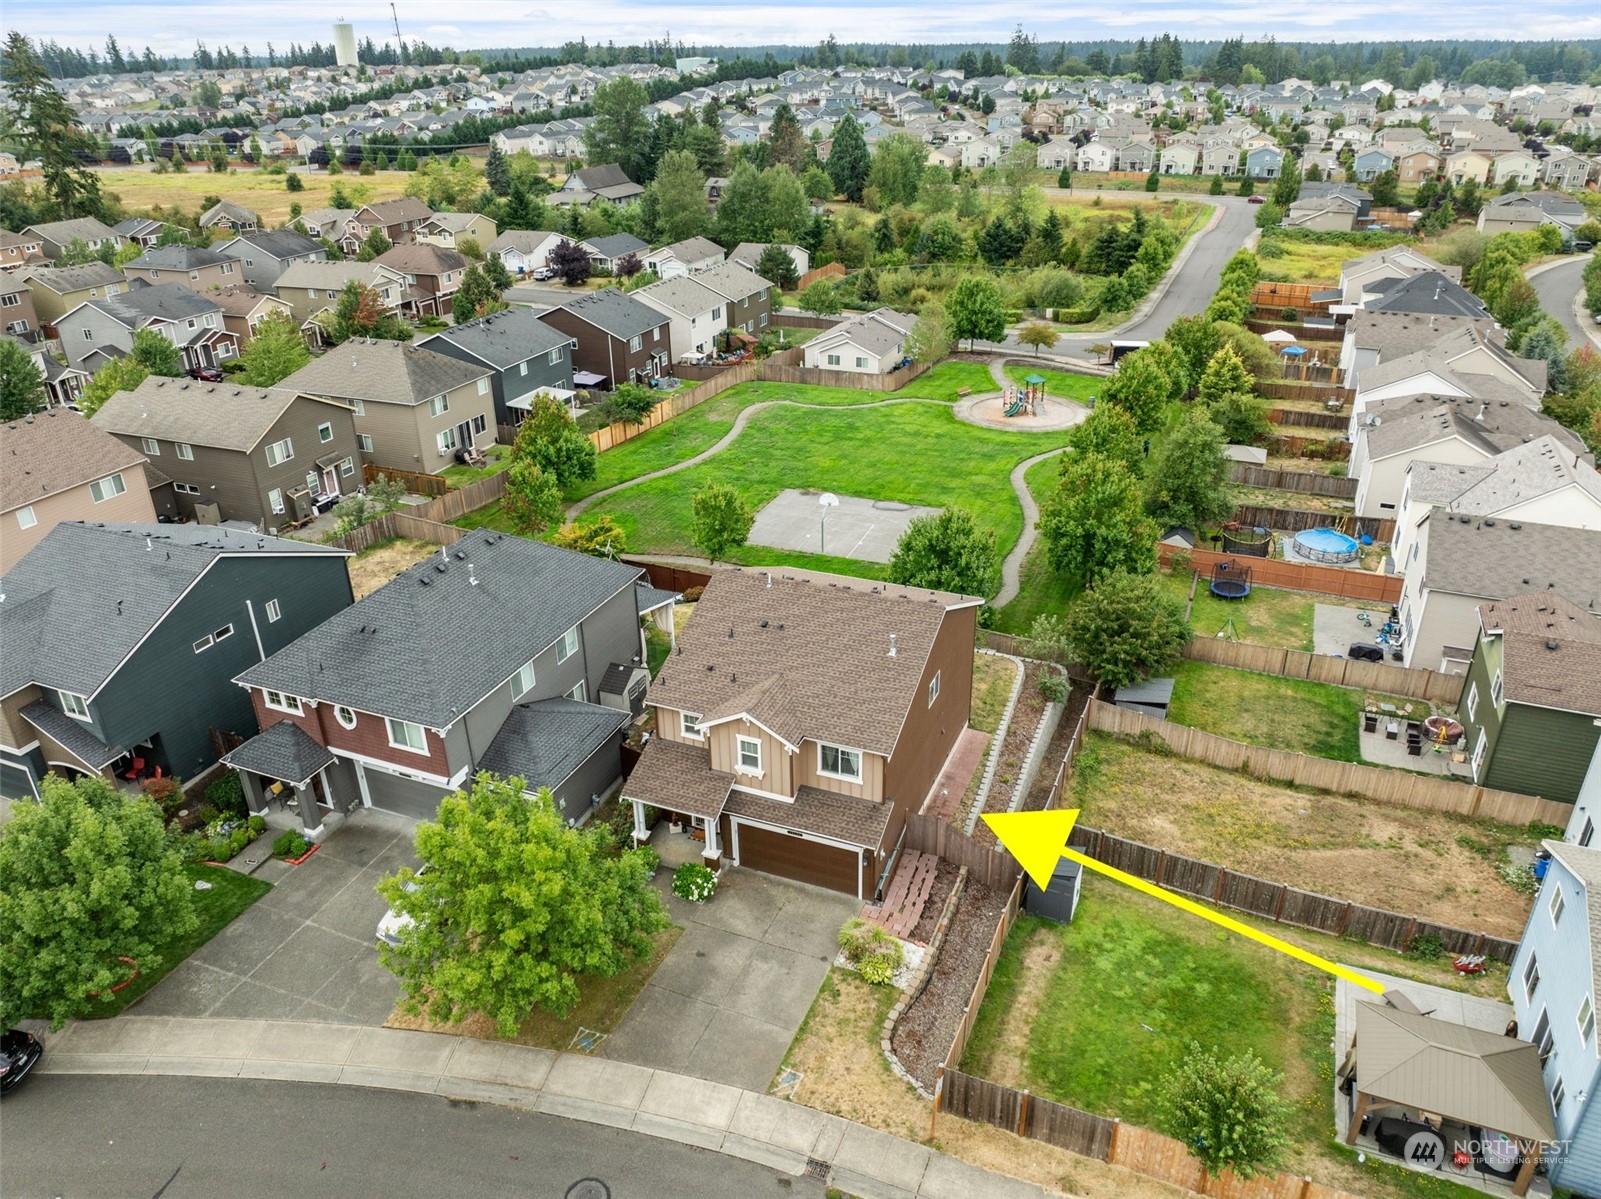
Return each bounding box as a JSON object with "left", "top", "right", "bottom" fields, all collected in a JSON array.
[
  {"left": 1209, "top": 560, "right": 1253, "bottom": 600},
  {"left": 1294, "top": 527, "right": 1361, "bottom": 564}
]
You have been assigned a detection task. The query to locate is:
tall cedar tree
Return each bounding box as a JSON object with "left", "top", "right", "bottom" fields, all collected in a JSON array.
[
  {"left": 1, "top": 34, "right": 106, "bottom": 219},
  {"left": 767, "top": 103, "right": 809, "bottom": 173},
  {"left": 826, "top": 114, "right": 871, "bottom": 203},
  {"left": 754, "top": 243, "right": 799, "bottom": 291},
  {"left": 485, "top": 142, "right": 511, "bottom": 196}
]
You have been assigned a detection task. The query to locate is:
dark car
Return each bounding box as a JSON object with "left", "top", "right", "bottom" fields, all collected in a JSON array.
[
  {"left": 1247, "top": 195, "right": 1266, "bottom": 204},
  {"left": 0, "top": 1029, "right": 43, "bottom": 1094},
  {"left": 187, "top": 366, "right": 225, "bottom": 382}
]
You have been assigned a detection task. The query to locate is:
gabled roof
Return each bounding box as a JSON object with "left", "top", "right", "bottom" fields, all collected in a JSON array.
[
  {"left": 809, "top": 308, "right": 917, "bottom": 357},
  {"left": 0, "top": 408, "right": 149, "bottom": 514},
  {"left": 1359, "top": 326, "right": 1546, "bottom": 399},
  {"left": 199, "top": 200, "right": 260, "bottom": 226},
  {"left": 632, "top": 274, "right": 723, "bottom": 318},
  {"left": 420, "top": 308, "right": 571, "bottom": 370},
  {"left": 488, "top": 229, "right": 561, "bottom": 254},
  {"left": 1405, "top": 459, "right": 1499, "bottom": 505},
  {"left": 234, "top": 530, "right": 643, "bottom": 729},
  {"left": 421, "top": 211, "right": 488, "bottom": 233},
  {"left": 1344, "top": 310, "right": 1499, "bottom": 360},
  {"left": 651, "top": 236, "right": 724, "bottom": 264},
  {"left": 1364, "top": 271, "right": 1491, "bottom": 319},
  {"left": 1480, "top": 590, "right": 1601, "bottom": 715},
  {"left": 24, "top": 217, "right": 120, "bottom": 244},
  {"left": 570, "top": 163, "right": 635, "bottom": 191},
  {"left": 374, "top": 243, "right": 469, "bottom": 277},
  {"left": 74, "top": 281, "right": 221, "bottom": 331},
  {"left": 92, "top": 375, "right": 338, "bottom": 452},
  {"left": 1447, "top": 435, "right": 1601, "bottom": 515},
  {"left": 18, "top": 262, "right": 125, "bottom": 294},
  {"left": 478, "top": 697, "right": 630, "bottom": 792},
  {"left": 689, "top": 261, "right": 771, "bottom": 303},
  {"left": 273, "top": 260, "right": 405, "bottom": 293},
  {"left": 648, "top": 568, "right": 979, "bottom": 757},
  {"left": 277, "top": 338, "right": 489, "bottom": 406},
  {"left": 549, "top": 287, "right": 667, "bottom": 340},
  {"left": 208, "top": 284, "right": 289, "bottom": 318},
  {"left": 583, "top": 232, "right": 649, "bottom": 260},
  {"left": 124, "top": 245, "right": 234, "bottom": 272},
  {"left": 1364, "top": 394, "right": 1584, "bottom": 462},
  {"left": 356, "top": 196, "right": 434, "bottom": 226},
  {"left": 1, "top": 522, "right": 345, "bottom": 699},
  {"left": 218, "top": 228, "right": 324, "bottom": 261},
  {"left": 1544, "top": 840, "right": 1601, "bottom": 1010},
  {"left": 222, "top": 718, "right": 337, "bottom": 786},
  {"left": 1420, "top": 513, "right": 1601, "bottom": 609}
]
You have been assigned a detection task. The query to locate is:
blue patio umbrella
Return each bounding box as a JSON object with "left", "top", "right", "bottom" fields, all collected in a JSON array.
[{"left": 1280, "top": 345, "right": 1307, "bottom": 356}]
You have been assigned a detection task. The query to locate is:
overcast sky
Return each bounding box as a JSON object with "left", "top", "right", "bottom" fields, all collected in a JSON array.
[{"left": 9, "top": 0, "right": 1601, "bottom": 58}]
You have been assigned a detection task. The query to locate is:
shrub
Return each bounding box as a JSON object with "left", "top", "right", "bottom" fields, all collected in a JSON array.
[
  {"left": 142, "top": 775, "right": 184, "bottom": 818},
  {"left": 837, "top": 918, "right": 905, "bottom": 986},
  {"left": 206, "top": 770, "right": 248, "bottom": 818},
  {"left": 633, "top": 845, "right": 661, "bottom": 877},
  {"left": 247, "top": 815, "right": 266, "bottom": 834},
  {"left": 1406, "top": 933, "right": 1444, "bottom": 962},
  {"left": 672, "top": 861, "right": 718, "bottom": 903},
  {"left": 273, "top": 829, "right": 311, "bottom": 860},
  {"left": 1498, "top": 860, "right": 1539, "bottom": 895},
  {"left": 1279, "top": 306, "right": 1299, "bottom": 322},
  {"left": 1039, "top": 672, "right": 1068, "bottom": 704},
  {"left": 681, "top": 585, "right": 705, "bottom": 602}
]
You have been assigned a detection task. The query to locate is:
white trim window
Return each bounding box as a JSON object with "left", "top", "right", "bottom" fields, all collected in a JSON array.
[
  {"left": 358, "top": 434, "right": 374, "bottom": 453},
  {"left": 192, "top": 624, "right": 234, "bottom": 653},
  {"left": 556, "top": 625, "right": 579, "bottom": 663},
  {"left": 826, "top": 352, "right": 841, "bottom": 366},
  {"left": 58, "top": 689, "right": 90, "bottom": 720},
  {"left": 141, "top": 437, "right": 161, "bottom": 455},
  {"left": 681, "top": 711, "right": 703, "bottom": 740},
  {"left": 175, "top": 442, "right": 194, "bottom": 460},
  {"left": 1465, "top": 682, "right": 1478, "bottom": 721},
  {"left": 472, "top": 414, "right": 487, "bottom": 436},
  {"left": 90, "top": 473, "right": 126, "bottom": 503},
  {"left": 16, "top": 505, "right": 36, "bottom": 529},
  {"left": 1580, "top": 994, "right": 1596, "bottom": 1045},
  {"left": 387, "top": 718, "right": 428, "bottom": 753},
  {"left": 1551, "top": 885, "right": 1566, "bottom": 926},
  {"left": 511, "top": 659, "right": 536, "bottom": 701},
  {"left": 335, "top": 706, "right": 358, "bottom": 729},
  {"left": 818, "top": 742, "right": 862, "bottom": 782},
  {"left": 428, "top": 395, "right": 449, "bottom": 417},
  {"left": 264, "top": 689, "right": 303, "bottom": 715},
  {"left": 1522, "top": 952, "right": 1540, "bottom": 1001},
  {"left": 928, "top": 670, "right": 941, "bottom": 707},
  {"left": 437, "top": 427, "right": 457, "bottom": 455},
  {"left": 1489, "top": 669, "right": 1503, "bottom": 708},
  {"left": 1553, "top": 1076, "right": 1567, "bottom": 1115},
  {"left": 265, "top": 599, "right": 282, "bottom": 622},
  {"left": 351, "top": 397, "right": 365, "bottom": 416},
  {"left": 628, "top": 334, "right": 642, "bottom": 351},
  {"left": 268, "top": 488, "right": 285, "bottom": 515},
  {"left": 318, "top": 421, "right": 334, "bottom": 443},
  {"left": 736, "top": 735, "right": 762, "bottom": 774},
  {"left": 476, "top": 377, "right": 489, "bottom": 395},
  {"left": 1471, "top": 727, "right": 1487, "bottom": 780},
  {"left": 264, "top": 438, "right": 294, "bottom": 467},
  {"left": 567, "top": 679, "right": 587, "bottom": 702}
]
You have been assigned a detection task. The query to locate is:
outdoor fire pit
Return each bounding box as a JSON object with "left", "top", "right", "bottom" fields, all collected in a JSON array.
[{"left": 1422, "top": 715, "right": 1463, "bottom": 745}]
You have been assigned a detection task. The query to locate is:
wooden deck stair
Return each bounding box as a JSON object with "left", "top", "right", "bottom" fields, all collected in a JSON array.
[{"left": 860, "top": 851, "right": 938, "bottom": 943}]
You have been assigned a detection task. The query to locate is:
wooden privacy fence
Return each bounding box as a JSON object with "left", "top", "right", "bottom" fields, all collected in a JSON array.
[
  {"left": 624, "top": 558, "right": 712, "bottom": 595},
  {"left": 1247, "top": 320, "right": 1345, "bottom": 343},
  {"left": 1268, "top": 407, "right": 1348, "bottom": 430},
  {"left": 1258, "top": 379, "right": 1353, "bottom": 401},
  {"left": 795, "top": 261, "right": 846, "bottom": 290},
  {"left": 1158, "top": 545, "right": 1400, "bottom": 602},
  {"left": 941, "top": 875, "right": 1024, "bottom": 1077},
  {"left": 1230, "top": 505, "right": 1395, "bottom": 543},
  {"left": 1228, "top": 464, "right": 1357, "bottom": 498},
  {"left": 772, "top": 312, "right": 845, "bottom": 330},
  {"left": 1067, "top": 822, "right": 1520, "bottom": 962},
  {"left": 903, "top": 812, "right": 1024, "bottom": 889},
  {"left": 585, "top": 362, "right": 759, "bottom": 452},
  {"left": 1089, "top": 698, "right": 1571, "bottom": 827},
  {"left": 407, "top": 472, "right": 509, "bottom": 524},
  {"left": 1271, "top": 432, "right": 1350, "bottom": 460},
  {"left": 1182, "top": 635, "right": 1458, "bottom": 702},
  {"left": 363, "top": 462, "right": 449, "bottom": 497},
  {"left": 327, "top": 508, "right": 466, "bottom": 553},
  {"left": 757, "top": 357, "right": 929, "bottom": 392}
]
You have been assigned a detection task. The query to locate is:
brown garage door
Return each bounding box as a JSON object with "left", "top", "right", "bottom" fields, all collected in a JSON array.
[{"left": 734, "top": 821, "right": 861, "bottom": 897}]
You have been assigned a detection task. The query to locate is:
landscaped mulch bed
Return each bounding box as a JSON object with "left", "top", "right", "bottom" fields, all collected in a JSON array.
[
  {"left": 907, "top": 859, "right": 961, "bottom": 945},
  {"left": 890, "top": 879, "right": 1009, "bottom": 1091},
  {"left": 971, "top": 661, "right": 1047, "bottom": 847},
  {"left": 1020, "top": 681, "right": 1092, "bottom": 812}
]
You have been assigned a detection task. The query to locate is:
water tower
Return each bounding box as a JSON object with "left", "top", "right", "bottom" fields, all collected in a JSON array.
[{"left": 333, "top": 20, "right": 358, "bottom": 67}]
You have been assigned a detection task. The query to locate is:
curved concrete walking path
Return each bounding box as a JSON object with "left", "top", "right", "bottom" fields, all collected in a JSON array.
[{"left": 993, "top": 446, "right": 1067, "bottom": 608}]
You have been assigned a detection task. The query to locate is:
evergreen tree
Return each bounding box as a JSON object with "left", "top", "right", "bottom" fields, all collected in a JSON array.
[
  {"left": 1, "top": 33, "right": 106, "bottom": 218},
  {"left": 767, "top": 102, "right": 809, "bottom": 173},
  {"left": 583, "top": 77, "right": 653, "bottom": 182},
  {"left": 0, "top": 337, "right": 46, "bottom": 419},
  {"left": 754, "top": 243, "right": 799, "bottom": 291},
  {"left": 485, "top": 142, "right": 511, "bottom": 196}
]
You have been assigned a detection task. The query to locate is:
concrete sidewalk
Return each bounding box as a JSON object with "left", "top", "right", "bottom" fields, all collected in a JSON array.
[{"left": 36, "top": 1016, "right": 1049, "bottom": 1199}]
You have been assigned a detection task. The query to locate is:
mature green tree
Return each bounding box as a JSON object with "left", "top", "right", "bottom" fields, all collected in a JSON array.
[
  {"left": 797, "top": 280, "right": 842, "bottom": 316},
  {"left": 1058, "top": 568, "right": 1191, "bottom": 690},
  {"left": 1368, "top": 168, "right": 1401, "bottom": 208},
  {"left": 1100, "top": 347, "right": 1175, "bottom": 434},
  {"left": 1196, "top": 343, "right": 1256, "bottom": 406},
  {"left": 1039, "top": 453, "right": 1155, "bottom": 589},
  {"left": 484, "top": 142, "right": 512, "bottom": 196},
  {"left": 767, "top": 102, "right": 810, "bottom": 173},
  {"left": 904, "top": 303, "right": 954, "bottom": 364},
  {"left": 78, "top": 356, "right": 148, "bottom": 417},
  {"left": 754, "top": 243, "right": 799, "bottom": 291},
  {"left": 234, "top": 311, "right": 311, "bottom": 387},
  {"left": 1164, "top": 314, "right": 1223, "bottom": 383},
  {"left": 356, "top": 228, "right": 393, "bottom": 262},
  {"left": 945, "top": 275, "right": 1006, "bottom": 350},
  {"left": 549, "top": 515, "right": 627, "bottom": 559},
  {"left": 582, "top": 77, "right": 653, "bottom": 183},
  {"left": 1066, "top": 405, "right": 1143, "bottom": 475},
  {"left": 1144, "top": 407, "right": 1234, "bottom": 532},
  {"left": 886, "top": 507, "right": 998, "bottom": 597},
  {"left": 131, "top": 327, "right": 183, "bottom": 377},
  {"left": 481, "top": 252, "right": 514, "bottom": 291},
  {"left": 328, "top": 280, "right": 410, "bottom": 343},
  {"left": 0, "top": 337, "right": 47, "bottom": 419},
  {"left": 501, "top": 458, "right": 564, "bottom": 537},
  {"left": 867, "top": 133, "right": 926, "bottom": 209},
  {"left": 1157, "top": 1043, "right": 1292, "bottom": 1180},
  {"left": 1270, "top": 157, "right": 1302, "bottom": 208},
  {"left": 512, "top": 394, "right": 597, "bottom": 487},
  {"left": 645, "top": 148, "right": 708, "bottom": 244},
  {"left": 452, "top": 264, "right": 508, "bottom": 325},
  {"left": 378, "top": 774, "right": 668, "bottom": 1036},
  {"left": 0, "top": 774, "right": 198, "bottom": 1029},
  {"left": 690, "top": 481, "right": 753, "bottom": 563},
  {"left": 712, "top": 160, "right": 768, "bottom": 245},
  {"left": 598, "top": 382, "right": 657, "bottom": 426},
  {"left": 1, "top": 33, "right": 106, "bottom": 219},
  {"left": 826, "top": 114, "right": 871, "bottom": 203},
  {"left": 1208, "top": 390, "right": 1272, "bottom": 445},
  {"left": 1016, "top": 322, "right": 1060, "bottom": 356}
]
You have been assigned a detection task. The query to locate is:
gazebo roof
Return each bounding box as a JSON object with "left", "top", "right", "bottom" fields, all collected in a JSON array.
[{"left": 1354, "top": 1002, "right": 1556, "bottom": 1144}]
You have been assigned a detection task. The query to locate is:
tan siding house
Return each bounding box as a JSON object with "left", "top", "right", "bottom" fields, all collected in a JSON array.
[{"left": 17, "top": 263, "right": 126, "bottom": 326}]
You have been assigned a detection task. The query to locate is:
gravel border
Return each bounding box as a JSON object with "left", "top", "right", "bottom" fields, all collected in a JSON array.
[{"left": 879, "top": 866, "right": 969, "bottom": 1100}]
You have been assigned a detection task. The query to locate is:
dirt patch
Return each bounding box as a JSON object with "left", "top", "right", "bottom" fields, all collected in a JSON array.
[
  {"left": 980, "top": 927, "right": 1062, "bottom": 1090},
  {"left": 1073, "top": 735, "right": 1535, "bottom": 937},
  {"left": 909, "top": 860, "right": 961, "bottom": 944},
  {"left": 973, "top": 661, "right": 1048, "bottom": 845},
  {"left": 1022, "top": 682, "right": 1091, "bottom": 811},
  {"left": 892, "top": 879, "right": 1009, "bottom": 1090},
  {"left": 347, "top": 538, "right": 441, "bottom": 599}
]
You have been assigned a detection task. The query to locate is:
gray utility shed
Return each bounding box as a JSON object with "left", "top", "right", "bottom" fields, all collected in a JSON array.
[{"left": 1113, "top": 677, "right": 1175, "bottom": 720}]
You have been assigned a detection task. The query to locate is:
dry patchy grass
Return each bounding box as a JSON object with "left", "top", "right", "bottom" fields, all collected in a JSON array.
[
  {"left": 96, "top": 166, "right": 416, "bottom": 226},
  {"left": 347, "top": 538, "right": 441, "bottom": 599},
  {"left": 970, "top": 654, "right": 1020, "bottom": 736}
]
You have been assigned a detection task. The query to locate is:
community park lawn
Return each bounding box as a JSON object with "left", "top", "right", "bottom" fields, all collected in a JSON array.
[
  {"left": 93, "top": 166, "right": 416, "bottom": 227},
  {"left": 581, "top": 400, "right": 1073, "bottom": 576},
  {"left": 82, "top": 864, "right": 271, "bottom": 1018},
  {"left": 1001, "top": 365, "right": 1103, "bottom": 404}
]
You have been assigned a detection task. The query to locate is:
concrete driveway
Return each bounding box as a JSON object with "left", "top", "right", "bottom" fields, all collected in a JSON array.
[
  {"left": 603, "top": 867, "right": 859, "bottom": 1092},
  {"left": 130, "top": 809, "right": 418, "bottom": 1025}
]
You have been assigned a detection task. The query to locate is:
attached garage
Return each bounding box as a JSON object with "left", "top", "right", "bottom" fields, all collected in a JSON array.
[{"left": 731, "top": 819, "right": 864, "bottom": 898}]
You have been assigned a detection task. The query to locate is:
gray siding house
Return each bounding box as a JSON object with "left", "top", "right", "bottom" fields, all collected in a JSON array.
[
  {"left": 215, "top": 228, "right": 328, "bottom": 289},
  {"left": 420, "top": 308, "right": 576, "bottom": 426},
  {"left": 227, "top": 531, "right": 671, "bottom": 830},
  {"left": 55, "top": 282, "right": 238, "bottom": 373},
  {"left": 0, "top": 522, "right": 351, "bottom": 798},
  {"left": 92, "top": 376, "right": 362, "bottom": 530}
]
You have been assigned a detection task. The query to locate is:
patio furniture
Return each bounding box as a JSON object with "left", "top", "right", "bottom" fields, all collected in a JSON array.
[
  {"left": 1363, "top": 712, "right": 1379, "bottom": 734},
  {"left": 1386, "top": 721, "right": 1399, "bottom": 740},
  {"left": 123, "top": 755, "right": 146, "bottom": 781}
]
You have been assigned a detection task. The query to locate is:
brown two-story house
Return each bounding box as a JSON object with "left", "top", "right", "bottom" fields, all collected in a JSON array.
[
  {"left": 92, "top": 375, "right": 361, "bottom": 530},
  {"left": 122, "top": 245, "right": 240, "bottom": 292},
  {"left": 539, "top": 288, "right": 672, "bottom": 389},
  {"left": 624, "top": 569, "right": 981, "bottom": 898},
  {"left": 0, "top": 274, "right": 40, "bottom": 339},
  {"left": 345, "top": 197, "right": 434, "bottom": 253},
  {"left": 375, "top": 243, "right": 468, "bottom": 318},
  {"left": 0, "top": 230, "right": 47, "bottom": 273}
]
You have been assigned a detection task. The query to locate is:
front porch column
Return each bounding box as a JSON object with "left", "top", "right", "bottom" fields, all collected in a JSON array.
[
  {"left": 631, "top": 798, "right": 648, "bottom": 846},
  {"left": 702, "top": 816, "right": 722, "bottom": 865},
  {"left": 293, "top": 781, "right": 322, "bottom": 836},
  {"left": 240, "top": 769, "right": 269, "bottom": 816}
]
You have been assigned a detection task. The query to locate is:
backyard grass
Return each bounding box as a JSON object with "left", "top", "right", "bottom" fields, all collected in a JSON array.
[
  {"left": 94, "top": 166, "right": 415, "bottom": 226},
  {"left": 583, "top": 401, "right": 1073, "bottom": 572},
  {"left": 440, "top": 443, "right": 511, "bottom": 487},
  {"left": 346, "top": 537, "right": 439, "bottom": 599},
  {"left": 970, "top": 654, "right": 1020, "bottom": 735},
  {"left": 1166, "top": 660, "right": 1419, "bottom": 762},
  {"left": 85, "top": 864, "right": 271, "bottom": 1018},
  {"left": 1001, "top": 365, "right": 1104, "bottom": 403},
  {"left": 1158, "top": 570, "right": 1376, "bottom": 649},
  {"left": 773, "top": 324, "right": 825, "bottom": 345},
  {"left": 386, "top": 924, "right": 682, "bottom": 1051},
  {"left": 1068, "top": 732, "right": 1539, "bottom": 936}
]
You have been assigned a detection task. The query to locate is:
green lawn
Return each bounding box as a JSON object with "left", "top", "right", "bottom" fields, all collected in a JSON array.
[
  {"left": 1002, "top": 365, "right": 1104, "bottom": 404},
  {"left": 991, "top": 454, "right": 1076, "bottom": 634},
  {"left": 83, "top": 864, "right": 271, "bottom": 1018},
  {"left": 582, "top": 401, "right": 1073, "bottom": 581},
  {"left": 1167, "top": 661, "right": 1418, "bottom": 762},
  {"left": 1158, "top": 572, "right": 1383, "bottom": 650},
  {"left": 774, "top": 324, "right": 825, "bottom": 345},
  {"left": 441, "top": 443, "right": 511, "bottom": 488}
]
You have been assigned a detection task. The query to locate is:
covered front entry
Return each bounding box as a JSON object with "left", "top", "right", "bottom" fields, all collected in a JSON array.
[
  {"left": 730, "top": 819, "right": 863, "bottom": 898},
  {"left": 223, "top": 720, "right": 344, "bottom": 838}
]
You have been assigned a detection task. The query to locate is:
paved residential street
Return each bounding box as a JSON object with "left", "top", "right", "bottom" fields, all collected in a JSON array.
[
  {"left": 0, "top": 1075, "right": 825, "bottom": 1199},
  {"left": 1528, "top": 254, "right": 1600, "bottom": 352}
]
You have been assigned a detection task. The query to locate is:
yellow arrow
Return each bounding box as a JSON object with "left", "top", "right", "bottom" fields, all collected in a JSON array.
[{"left": 983, "top": 810, "right": 1385, "bottom": 995}]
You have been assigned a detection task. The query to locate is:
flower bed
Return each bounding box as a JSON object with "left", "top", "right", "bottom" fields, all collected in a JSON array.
[{"left": 183, "top": 814, "right": 267, "bottom": 864}]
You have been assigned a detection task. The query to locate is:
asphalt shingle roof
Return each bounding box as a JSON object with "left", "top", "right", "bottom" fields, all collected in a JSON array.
[
  {"left": 235, "top": 530, "right": 642, "bottom": 729},
  {"left": 0, "top": 408, "right": 148, "bottom": 513},
  {"left": 1, "top": 522, "right": 343, "bottom": 699},
  {"left": 219, "top": 228, "right": 324, "bottom": 261},
  {"left": 622, "top": 735, "right": 733, "bottom": 819},
  {"left": 584, "top": 233, "right": 649, "bottom": 260},
  {"left": 1421, "top": 514, "right": 1601, "bottom": 610},
  {"left": 1479, "top": 591, "right": 1601, "bottom": 715},
  {"left": 278, "top": 338, "right": 489, "bottom": 406},
  {"left": 723, "top": 784, "right": 892, "bottom": 849},
  {"left": 20, "top": 698, "right": 125, "bottom": 769},
  {"left": 420, "top": 308, "right": 570, "bottom": 371},
  {"left": 19, "top": 262, "right": 125, "bottom": 294},
  {"left": 1364, "top": 271, "right": 1491, "bottom": 319},
  {"left": 124, "top": 245, "right": 234, "bottom": 272},
  {"left": 84, "top": 282, "right": 220, "bottom": 329},
  {"left": 1365, "top": 394, "right": 1586, "bottom": 462},
  {"left": 222, "top": 719, "right": 337, "bottom": 785},
  {"left": 478, "top": 697, "right": 630, "bottom": 791},
  {"left": 632, "top": 274, "right": 723, "bottom": 317},
  {"left": 92, "top": 376, "right": 323, "bottom": 452},
  {"left": 552, "top": 288, "right": 667, "bottom": 340}
]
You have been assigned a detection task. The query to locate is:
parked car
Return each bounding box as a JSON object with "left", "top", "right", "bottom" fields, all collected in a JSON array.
[
  {"left": 0, "top": 1029, "right": 43, "bottom": 1095},
  {"left": 186, "top": 366, "right": 225, "bottom": 382},
  {"left": 1247, "top": 195, "right": 1266, "bottom": 204},
  {"left": 532, "top": 266, "right": 555, "bottom": 281},
  {"left": 376, "top": 864, "right": 430, "bottom": 947}
]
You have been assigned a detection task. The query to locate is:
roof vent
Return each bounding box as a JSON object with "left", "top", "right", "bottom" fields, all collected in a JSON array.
[
  {"left": 728, "top": 625, "right": 735, "bottom": 638},
  {"left": 435, "top": 562, "right": 447, "bottom": 573},
  {"left": 1459, "top": 514, "right": 1470, "bottom": 523},
  {"left": 1547, "top": 639, "right": 1559, "bottom": 651},
  {"left": 759, "top": 620, "right": 768, "bottom": 628},
  {"left": 888, "top": 633, "right": 897, "bottom": 658},
  {"left": 468, "top": 564, "right": 477, "bottom": 586},
  {"left": 1510, "top": 522, "right": 1521, "bottom": 530},
  {"left": 1484, "top": 518, "right": 1495, "bottom": 527},
  {"left": 706, "top": 664, "right": 714, "bottom": 671},
  {"left": 419, "top": 575, "right": 431, "bottom": 586}
]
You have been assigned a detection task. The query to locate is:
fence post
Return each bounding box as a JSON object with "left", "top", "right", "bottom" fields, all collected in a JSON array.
[
  {"left": 929, "top": 1065, "right": 944, "bottom": 1140},
  {"left": 1108, "top": 1117, "right": 1121, "bottom": 1163},
  {"left": 1299, "top": 1176, "right": 1314, "bottom": 1199},
  {"left": 1337, "top": 901, "right": 1353, "bottom": 937},
  {"left": 1214, "top": 868, "right": 1227, "bottom": 904},
  {"left": 1018, "top": 1088, "right": 1030, "bottom": 1137}
]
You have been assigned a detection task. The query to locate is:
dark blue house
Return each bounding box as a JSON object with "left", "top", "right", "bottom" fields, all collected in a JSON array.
[{"left": 420, "top": 308, "right": 576, "bottom": 427}]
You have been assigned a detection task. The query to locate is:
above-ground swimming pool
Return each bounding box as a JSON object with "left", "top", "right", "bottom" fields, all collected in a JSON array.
[{"left": 1294, "top": 527, "right": 1361, "bottom": 564}]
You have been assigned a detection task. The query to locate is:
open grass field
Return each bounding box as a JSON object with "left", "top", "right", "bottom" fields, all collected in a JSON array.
[
  {"left": 1068, "top": 732, "right": 1539, "bottom": 937},
  {"left": 94, "top": 166, "right": 416, "bottom": 226},
  {"left": 1001, "top": 365, "right": 1103, "bottom": 403},
  {"left": 1166, "top": 660, "right": 1418, "bottom": 761},
  {"left": 582, "top": 400, "right": 1073, "bottom": 576},
  {"left": 1256, "top": 238, "right": 1386, "bottom": 286},
  {"left": 83, "top": 864, "right": 271, "bottom": 1018},
  {"left": 992, "top": 454, "right": 1077, "bottom": 634}
]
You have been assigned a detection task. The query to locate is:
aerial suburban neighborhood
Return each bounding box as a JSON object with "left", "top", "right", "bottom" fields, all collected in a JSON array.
[{"left": 3, "top": 11, "right": 1601, "bottom": 1199}]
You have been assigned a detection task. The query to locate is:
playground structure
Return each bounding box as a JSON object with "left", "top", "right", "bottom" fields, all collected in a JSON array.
[
  {"left": 1002, "top": 375, "right": 1047, "bottom": 417},
  {"left": 1208, "top": 559, "right": 1253, "bottom": 600}
]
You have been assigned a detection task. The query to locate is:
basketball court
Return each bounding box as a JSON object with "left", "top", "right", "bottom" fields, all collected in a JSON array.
[{"left": 748, "top": 489, "right": 940, "bottom": 563}]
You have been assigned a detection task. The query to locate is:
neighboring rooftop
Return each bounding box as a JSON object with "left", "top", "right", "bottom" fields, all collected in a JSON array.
[
  {"left": 1365, "top": 394, "right": 1589, "bottom": 463},
  {"left": 0, "top": 408, "right": 148, "bottom": 514},
  {"left": 1363, "top": 271, "right": 1491, "bottom": 319},
  {"left": 420, "top": 307, "right": 571, "bottom": 370},
  {"left": 550, "top": 287, "right": 668, "bottom": 339},
  {"left": 123, "top": 245, "right": 235, "bottom": 273},
  {"left": 218, "top": 228, "right": 325, "bottom": 260},
  {"left": 92, "top": 375, "right": 328, "bottom": 452},
  {"left": 17, "top": 262, "right": 125, "bottom": 293},
  {"left": 1420, "top": 513, "right": 1601, "bottom": 610},
  {"left": 1479, "top": 590, "right": 1601, "bottom": 716},
  {"left": 277, "top": 338, "right": 490, "bottom": 406},
  {"left": 375, "top": 243, "right": 469, "bottom": 276}
]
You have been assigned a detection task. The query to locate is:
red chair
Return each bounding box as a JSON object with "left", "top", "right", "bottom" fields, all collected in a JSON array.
[{"left": 123, "top": 756, "right": 146, "bottom": 781}]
